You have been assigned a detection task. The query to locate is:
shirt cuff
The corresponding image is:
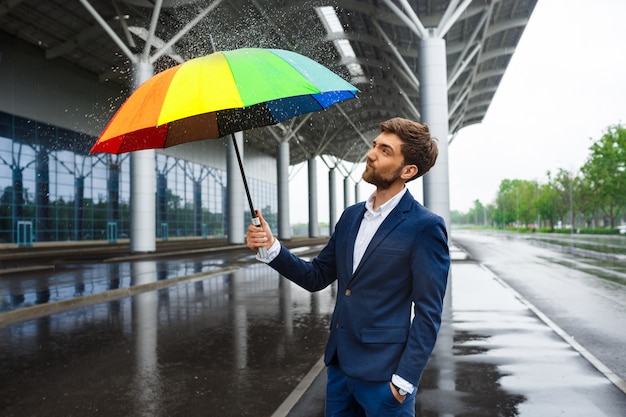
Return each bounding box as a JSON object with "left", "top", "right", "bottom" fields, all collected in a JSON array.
[
  {"left": 392, "top": 374, "right": 414, "bottom": 395},
  {"left": 256, "top": 237, "right": 281, "bottom": 263}
]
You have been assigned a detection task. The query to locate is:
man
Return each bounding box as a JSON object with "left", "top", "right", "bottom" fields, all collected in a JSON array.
[{"left": 246, "top": 117, "right": 450, "bottom": 416}]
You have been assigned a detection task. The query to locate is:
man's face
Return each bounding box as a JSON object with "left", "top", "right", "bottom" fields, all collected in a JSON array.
[{"left": 362, "top": 131, "right": 406, "bottom": 189}]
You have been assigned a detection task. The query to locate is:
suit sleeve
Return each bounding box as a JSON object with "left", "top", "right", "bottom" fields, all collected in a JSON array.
[
  {"left": 266, "top": 211, "right": 349, "bottom": 291},
  {"left": 395, "top": 213, "right": 450, "bottom": 387}
]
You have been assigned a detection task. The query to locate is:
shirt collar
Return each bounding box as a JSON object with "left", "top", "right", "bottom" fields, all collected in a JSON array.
[{"left": 364, "top": 187, "right": 407, "bottom": 219}]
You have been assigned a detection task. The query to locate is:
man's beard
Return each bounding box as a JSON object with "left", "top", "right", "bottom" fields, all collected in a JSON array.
[{"left": 362, "top": 164, "right": 403, "bottom": 190}]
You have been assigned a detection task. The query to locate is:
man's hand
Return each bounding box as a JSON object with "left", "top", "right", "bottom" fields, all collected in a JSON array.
[
  {"left": 246, "top": 210, "right": 275, "bottom": 252},
  {"left": 390, "top": 382, "right": 406, "bottom": 403}
]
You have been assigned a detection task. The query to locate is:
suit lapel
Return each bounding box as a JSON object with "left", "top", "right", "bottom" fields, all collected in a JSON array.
[
  {"left": 344, "top": 204, "right": 367, "bottom": 278},
  {"left": 351, "top": 192, "right": 412, "bottom": 279}
]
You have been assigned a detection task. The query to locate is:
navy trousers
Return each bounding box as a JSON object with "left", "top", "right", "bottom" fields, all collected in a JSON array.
[{"left": 325, "top": 363, "right": 416, "bottom": 417}]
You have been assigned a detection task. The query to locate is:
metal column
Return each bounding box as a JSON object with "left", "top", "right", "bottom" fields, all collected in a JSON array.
[
  {"left": 130, "top": 60, "right": 156, "bottom": 253},
  {"left": 277, "top": 140, "right": 291, "bottom": 239},
  {"left": 227, "top": 131, "right": 245, "bottom": 244},
  {"left": 343, "top": 176, "right": 351, "bottom": 209},
  {"left": 308, "top": 158, "right": 319, "bottom": 237},
  {"left": 419, "top": 35, "right": 451, "bottom": 232},
  {"left": 329, "top": 168, "right": 337, "bottom": 234}
]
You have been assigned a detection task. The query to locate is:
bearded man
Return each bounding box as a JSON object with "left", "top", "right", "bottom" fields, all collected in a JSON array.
[{"left": 247, "top": 117, "right": 450, "bottom": 417}]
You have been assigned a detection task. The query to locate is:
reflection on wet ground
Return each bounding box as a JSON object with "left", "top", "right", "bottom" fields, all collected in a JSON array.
[
  {"left": 0, "top": 257, "right": 231, "bottom": 313},
  {"left": 0, "top": 262, "right": 335, "bottom": 417},
  {"left": 413, "top": 262, "right": 625, "bottom": 417},
  {"left": 517, "top": 232, "right": 626, "bottom": 285},
  {"left": 2, "top": 242, "right": 626, "bottom": 416}
]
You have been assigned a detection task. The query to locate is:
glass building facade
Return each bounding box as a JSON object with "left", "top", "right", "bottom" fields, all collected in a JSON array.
[{"left": 0, "top": 111, "right": 277, "bottom": 245}]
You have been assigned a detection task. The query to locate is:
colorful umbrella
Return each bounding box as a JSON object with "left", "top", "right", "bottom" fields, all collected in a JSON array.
[{"left": 90, "top": 47, "right": 358, "bottom": 253}]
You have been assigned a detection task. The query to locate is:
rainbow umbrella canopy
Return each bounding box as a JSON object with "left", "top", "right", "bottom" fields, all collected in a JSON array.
[
  {"left": 90, "top": 47, "right": 358, "bottom": 154},
  {"left": 90, "top": 47, "right": 357, "bottom": 252}
]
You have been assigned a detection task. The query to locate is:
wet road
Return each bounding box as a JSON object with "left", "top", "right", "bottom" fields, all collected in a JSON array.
[
  {"left": 2, "top": 235, "right": 626, "bottom": 416},
  {"left": 452, "top": 229, "right": 626, "bottom": 383}
]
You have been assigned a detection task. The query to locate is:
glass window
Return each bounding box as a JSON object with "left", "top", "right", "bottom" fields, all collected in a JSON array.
[{"left": 0, "top": 111, "right": 275, "bottom": 244}]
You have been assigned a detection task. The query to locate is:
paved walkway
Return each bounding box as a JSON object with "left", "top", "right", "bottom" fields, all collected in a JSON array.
[{"left": 278, "top": 244, "right": 626, "bottom": 417}]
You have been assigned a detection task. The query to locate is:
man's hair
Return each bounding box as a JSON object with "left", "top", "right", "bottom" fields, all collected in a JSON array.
[{"left": 380, "top": 117, "right": 439, "bottom": 182}]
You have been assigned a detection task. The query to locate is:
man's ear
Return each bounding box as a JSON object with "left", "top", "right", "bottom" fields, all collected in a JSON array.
[{"left": 401, "top": 164, "right": 418, "bottom": 180}]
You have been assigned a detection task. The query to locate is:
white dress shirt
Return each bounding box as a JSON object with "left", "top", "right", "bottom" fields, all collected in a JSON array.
[{"left": 353, "top": 187, "right": 407, "bottom": 272}]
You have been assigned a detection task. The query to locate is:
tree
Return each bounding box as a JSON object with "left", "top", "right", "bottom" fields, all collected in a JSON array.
[
  {"left": 494, "top": 179, "right": 537, "bottom": 227},
  {"left": 580, "top": 124, "right": 626, "bottom": 227},
  {"left": 535, "top": 180, "right": 559, "bottom": 230},
  {"left": 552, "top": 168, "right": 576, "bottom": 229},
  {"left": 467, "top": 199, "right": 486, "bottom": 225}
]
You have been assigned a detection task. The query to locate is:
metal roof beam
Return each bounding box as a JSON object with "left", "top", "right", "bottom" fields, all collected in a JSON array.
[
  {"left": 380, "top": 0, "right": 427, "bottom": 39},
  {"left": 392, "top": 79, "right": 421, "bottom": 120},
  {"left": 335, "top": 104, "right": 371, "bottom": 149},
  {"left": 469, "top": 85, "right": 499, "bottom": 99},
  {"left": 437, "top": 0, "right": 473, "bottom": 38},
  {"left": 447, "top": 2, "right": 498, "bottom": 134},
  {"left": 486, "top": 17, "right": 531, "bottom": 37},
  {"left": 273, "top": 114, "right": 312, "bottom": 144},
  {"left": 449, "top": 88, "right": 470, "bottom": 119},
  {"left": 473, "top": 67, "right": 506, "bottom": 83},
  {"left": 78, "top": 0, "right": 137, "bottom": 63},
  {"left": 371, "top": 19, "right": 420, "bottom": 90},
  {"left": 113, "top": 0, "right": 136, "bottom": 49},
  {"left": 316, "top": 129, "right": 343, "bottom": 158},
  {"left": 448, "top": 43, "right": 481, "bottom": 89},
  {"left": 447, "top": 6, "right": 491, "bottom": 86},
  {"left": 150, "top": 0, "right": 224, "bottom": 63},
  {"left": 141, "top": 0, "right": 163, "bottom": 60},
  {"left": 478, "top": 47, "right": 516, "bottom": 63}
]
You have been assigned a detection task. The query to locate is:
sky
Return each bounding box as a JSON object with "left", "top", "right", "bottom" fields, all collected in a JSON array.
[{"left": 289, "top": 0, "right": 626, "bottom": 223}]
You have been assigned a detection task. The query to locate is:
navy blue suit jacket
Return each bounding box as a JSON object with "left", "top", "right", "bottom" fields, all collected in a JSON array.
[{"left": 269, "top": 190, "right": 450, "bottom": 387}]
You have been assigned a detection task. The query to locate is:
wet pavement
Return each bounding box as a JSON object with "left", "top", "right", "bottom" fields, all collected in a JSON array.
[
  {"left": 1, "top": 257, "right": 335, "bottom": 416},
  {"left": 419, "top": 259, "right": 625, "bottom": 416},
  {"left": 452, "top": 230, "right": 626, "bottom": 385},
  {"left": 1, "top": 237, "right": 625, "bottom": 416},
  {"left": 285, "top": 243, "right": 626, "bottom": 417}
]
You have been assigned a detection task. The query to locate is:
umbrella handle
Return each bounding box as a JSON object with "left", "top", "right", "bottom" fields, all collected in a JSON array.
[
  {"left": 252, "top": 216, "right": 268, "bottom": 258},
  {"left": 230, "top": 133, "right": 268, "bottom": 258}
]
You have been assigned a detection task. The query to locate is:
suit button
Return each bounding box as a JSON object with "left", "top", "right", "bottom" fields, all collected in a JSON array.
[{"left": 345, "top": 289, "right": 351, "bottom": 296}]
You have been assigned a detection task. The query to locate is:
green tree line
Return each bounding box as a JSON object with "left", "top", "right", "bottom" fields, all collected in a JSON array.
[{"left": 452, "top": 124, "right": 626, "bottom": 232}]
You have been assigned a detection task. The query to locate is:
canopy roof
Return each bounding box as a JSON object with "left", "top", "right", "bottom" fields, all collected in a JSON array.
[{"left": 0, "top": 0, "right": 537, "bottom": 165}]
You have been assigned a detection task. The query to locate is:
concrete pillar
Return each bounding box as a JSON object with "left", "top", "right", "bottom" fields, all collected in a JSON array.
[
  {"left": 130, "top": 60, "right": 156, "bottom": 253},
  {"left": 419, "top": 35, "right": 451, "bottom": 233},
  {"left": 354, "top": 182, "right": 361, "bottom": 204},
  {"left": 343, "top": 176, "right": 351, "bottom": 209},
  {"left": 227, "top": 131, "right": 245, "bottom": 244},
  {"left": 277, "top": 140, "right": 291, "bottom": 239},
  {"left": 329, "top": 168, "right": 337, "bottom": 234},
  {"left": 308, "top": 158, "right": 319, "bottom": 237}
]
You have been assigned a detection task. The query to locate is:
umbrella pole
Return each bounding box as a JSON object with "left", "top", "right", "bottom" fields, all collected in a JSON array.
[{"left": 230, "top": 133, "right": 268, "bottom": 258}]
